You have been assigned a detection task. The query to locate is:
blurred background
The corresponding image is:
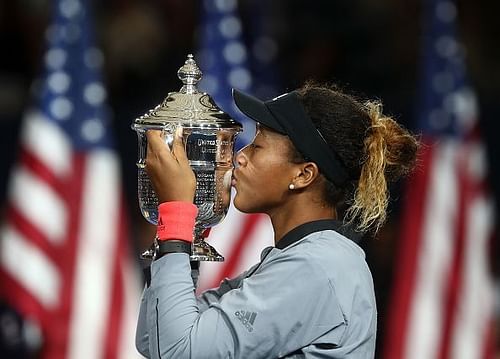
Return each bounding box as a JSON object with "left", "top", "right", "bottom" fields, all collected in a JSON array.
[{"left": 0, "top": 0, "right": 498, "bottom": 358}]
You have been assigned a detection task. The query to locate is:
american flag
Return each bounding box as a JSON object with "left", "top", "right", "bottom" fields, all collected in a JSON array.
[
  {"left": 383, "top": 0, "right": 496, "bottom": 358},
  {"left": 195, "top": 0, "right": 275, "bottom": 292},
  {"left": 0, "top": 0, "right": 141, "bottom": 358}
]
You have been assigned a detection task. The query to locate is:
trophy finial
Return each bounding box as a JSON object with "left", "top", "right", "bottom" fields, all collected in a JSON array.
[{"left": 177, "top": 54, "right": 202, "bottom": 94}]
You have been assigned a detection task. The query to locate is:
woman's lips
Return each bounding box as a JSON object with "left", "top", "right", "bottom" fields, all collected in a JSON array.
[{"left": 231, "top": 170, "right": 239, "bottom": 187}]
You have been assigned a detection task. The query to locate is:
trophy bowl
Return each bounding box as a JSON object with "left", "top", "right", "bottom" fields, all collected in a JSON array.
[{"left": 132, "top": 54, "right": 242, "bottom": 261}]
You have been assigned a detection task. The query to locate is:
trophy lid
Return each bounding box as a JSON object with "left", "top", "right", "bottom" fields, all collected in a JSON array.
[{"left": 133, "top": 54, "right": 242, "bottom": 130}]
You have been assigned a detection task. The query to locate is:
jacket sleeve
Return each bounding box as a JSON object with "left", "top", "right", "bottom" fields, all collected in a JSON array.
[
  {"left": 136, "top": 257, "right": 206, "bottom": 356},
  {"left": 147, "top": 252, "right": 346, "bottom": 359},
  {"left": 196, "top": 263, "right": 258, "bottom": 312},
  {"left": 135, "top": 286, "right": 150, "bottom": 357}
]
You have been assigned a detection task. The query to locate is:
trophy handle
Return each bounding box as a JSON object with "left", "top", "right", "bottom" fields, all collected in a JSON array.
[
  {"left": 140, "top": 238, "right": 158, "bottom": 260},
  {"left": 140, "top": 229, "right": 224, "bottom": 262},
  {"left": 191, "top": 227, "right": 224, "bottom": 262}
]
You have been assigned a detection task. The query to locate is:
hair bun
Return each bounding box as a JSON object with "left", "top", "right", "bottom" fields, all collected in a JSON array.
[{"left": 364, "top": 102, "right": 419, "bottom": 182}]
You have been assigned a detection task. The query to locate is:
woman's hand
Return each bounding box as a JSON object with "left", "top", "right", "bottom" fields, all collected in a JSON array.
[{"left": 145, "top": 128, "right": 196, "bottom": 203}]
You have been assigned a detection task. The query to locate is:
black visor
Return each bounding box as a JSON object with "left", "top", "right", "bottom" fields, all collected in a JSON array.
[{"left": 233, "top": 89, "right": 350, "bottom": 187}]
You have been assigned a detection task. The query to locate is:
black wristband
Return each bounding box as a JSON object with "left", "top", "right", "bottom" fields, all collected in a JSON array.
[{"left": 154, "top": 240, "right": 192, "bottom": 260}]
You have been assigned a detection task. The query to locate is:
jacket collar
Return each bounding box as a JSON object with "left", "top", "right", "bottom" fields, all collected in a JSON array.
[{"left": 276, "top": 219, "right": 348, "bottom": 249}]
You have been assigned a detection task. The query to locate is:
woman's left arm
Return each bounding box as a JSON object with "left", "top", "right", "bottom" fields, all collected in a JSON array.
[
  {"left": 135, "top": 286, "right": 150, "bottom": 357},
  {"left": 147, "top": 254, "right": 206, "bottom": 358}
]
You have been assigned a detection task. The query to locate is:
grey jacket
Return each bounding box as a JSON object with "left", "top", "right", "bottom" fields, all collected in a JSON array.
[{"left": 136, "top": 220, "right": 377, "bottom": 358}]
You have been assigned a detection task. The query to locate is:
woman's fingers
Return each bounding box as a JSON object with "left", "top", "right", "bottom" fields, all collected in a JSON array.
[
  {"left": 145, "top": 130, "right": 170, "bottom": 181},
  {"left": 146, "top": 130, "right": 169, "bottom": 158},
  {"left": 147, "top": 128, "right": 188, "bottom": 165},
  {"left": 171, "top": 127, "right": 189, "bottom": 164},
  {"left": 144, "top": 128, "right": 196, "bottom": 203}
]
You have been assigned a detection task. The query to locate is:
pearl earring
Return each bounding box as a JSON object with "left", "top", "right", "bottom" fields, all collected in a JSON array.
[{"left": 288, "top": 184, "right": 295, "bottom": 190}]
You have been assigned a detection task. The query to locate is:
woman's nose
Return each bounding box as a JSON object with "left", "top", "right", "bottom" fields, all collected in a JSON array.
[{"left": 234, "top": 146, "right": 247, "bottom": 167}]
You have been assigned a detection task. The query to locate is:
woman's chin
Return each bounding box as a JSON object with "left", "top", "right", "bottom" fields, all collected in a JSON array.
[
  {"left": 232, "top": 195, "right": 244, "bottom": 212},
  {"left": 233, "top": 195, "right": 252, "bottom": 214}
]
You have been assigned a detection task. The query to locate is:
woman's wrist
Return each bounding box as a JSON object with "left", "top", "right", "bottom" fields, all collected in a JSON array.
[{"left": 157, "top": 201, "right": 198, "bottom": 242}]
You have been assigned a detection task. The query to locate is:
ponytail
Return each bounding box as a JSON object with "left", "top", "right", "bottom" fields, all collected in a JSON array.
[{"left": 346, "top": 102, "right": 419, "bottom": 233}]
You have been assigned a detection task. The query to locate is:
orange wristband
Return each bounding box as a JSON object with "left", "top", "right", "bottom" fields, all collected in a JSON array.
[{"left": 157, "top": 202, "right": 198, "bottom": 242}]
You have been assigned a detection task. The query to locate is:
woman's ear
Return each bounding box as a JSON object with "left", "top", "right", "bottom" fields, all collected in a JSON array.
[{"left": 293, "top": 162, "right": 320, "bottom": 189}]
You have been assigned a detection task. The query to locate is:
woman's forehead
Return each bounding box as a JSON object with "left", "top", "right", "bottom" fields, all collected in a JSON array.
[
  {"left": 255, "top": 124, "right": 295, "bottom": 152},
  {"left": 256, "top": 124, "right": 281, "bottom": 139}
]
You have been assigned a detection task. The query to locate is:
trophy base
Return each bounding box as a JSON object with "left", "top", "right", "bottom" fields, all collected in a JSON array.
[
  {"left": 140, "top": 238, "right": 224, "bottom": 262},
  {"left": 190, "top": 240, "right": 224, "bottom": 262}
]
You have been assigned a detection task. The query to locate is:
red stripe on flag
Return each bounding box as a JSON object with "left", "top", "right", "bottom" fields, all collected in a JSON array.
[
  {"left": 0, "top": 267, "right": 48, "bottom": 330},
  {"left": 437, "top": 151, "right": 470, "bottom": 359},
  {"left": 20, "top": 149, "right": 66, "bottom": 197},
  {"left": 482, "top": 318, "right": 496, "bottom": 359},
  {"left": 44, "top": 154, "right": 86, "bottom": 359},
  {"left": 103, "top": 197, "right": 128, "bottom": 359},
  {"left": 208, "top": 214, "right": 263, "bottom": 288},
  {"left": 0, "top": 154, "right": 86, "bottom": 359},
  {"left": 6, "top": 205, "right": 60, "bottom": 264},
  {"left": 382, "top": 143, "right": 435, "bottom": 359},
  {"left": 483, "top": 229, "right": 498, "bottom": 359}
]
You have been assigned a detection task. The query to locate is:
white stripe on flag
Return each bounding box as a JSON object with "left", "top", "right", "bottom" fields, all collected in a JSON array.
[
  {"left": 9, "top": 166, "right": 68, "bottom": 244},
  {"left": 450, "top": 193, "right": 494, "bottom": 359},
  {"left": 21, "top": 110, "right": 72, "bottom": 177},
  {"left": 206, "top": 195, "right": 245, "bottom": 256},
  {"left": 405, "top": 141, "right": 458, "bottom": 359},
  {"left": 67, "top": 151, "right": 120, "bottom": 359},
  {"left": 235, "top": 216, "right": 273, "bottom": 274},
  {"left": 199, "top": 193, "right": 273, "bottom": 291},
  {"left": 0, "top": 225, "right": 61, "bottom": 308},
  {"left": 199, "top": 201, "right": 245, "bottom": 289}
]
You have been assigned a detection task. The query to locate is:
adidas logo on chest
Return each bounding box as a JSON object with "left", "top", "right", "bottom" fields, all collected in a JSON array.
[{"left": 234, "top": 310, "right": 257, "bottom": 332}]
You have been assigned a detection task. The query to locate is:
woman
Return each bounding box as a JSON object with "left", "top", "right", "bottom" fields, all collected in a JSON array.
[{"left": 136, "top": 83, "right": 419, "bottom": 358}]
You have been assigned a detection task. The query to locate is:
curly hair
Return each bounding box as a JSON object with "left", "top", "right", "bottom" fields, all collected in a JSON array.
[{"left": 295, "top": 82, "right": 419, "bottom": 233}]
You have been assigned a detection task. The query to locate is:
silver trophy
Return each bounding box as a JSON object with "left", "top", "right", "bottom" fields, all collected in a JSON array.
[{"left": 132, "top": 54, "right": 242, "bottom": 261}]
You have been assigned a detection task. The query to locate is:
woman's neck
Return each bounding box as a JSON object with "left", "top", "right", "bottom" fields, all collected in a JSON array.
[{"left": 268, "top": 198, "right": 337, "bottom": 245}]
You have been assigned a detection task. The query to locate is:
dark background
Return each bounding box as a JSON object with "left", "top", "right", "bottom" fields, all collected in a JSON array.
[{"left": 0, "top": 0, "right": 498, "bottom": 356}]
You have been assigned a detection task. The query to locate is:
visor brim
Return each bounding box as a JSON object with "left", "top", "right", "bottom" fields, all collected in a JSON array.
[{"left": 232, "top": 89, "right": 286, "bottom": 134}]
